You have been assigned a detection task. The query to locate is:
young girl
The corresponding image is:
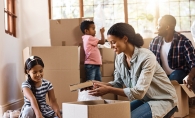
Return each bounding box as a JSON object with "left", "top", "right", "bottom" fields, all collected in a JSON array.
[{"left": 20, "top": 56, "right": 61, "bottom": 118}]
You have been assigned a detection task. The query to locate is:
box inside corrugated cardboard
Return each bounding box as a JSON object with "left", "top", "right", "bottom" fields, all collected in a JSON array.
[
  {"left": 99, "top": 48, "right": 115, "bottom": 63},
  {"left": 23, "top": 46, "right": 80, "bottom": 70},
  {"left": 117, "top": 95, "right": 129, "bottom": 101},
  {"left": 62, "top": 99, "right": 130, "bottom": 118},
  {"left": 101, "top": 76, "right": 114, "bottom": 82},
  {"left": 80, "top": 62, "right": 115, "bottom": 81},
  {"left": 50, "top": 17, "right": 93, "bottom": 46},
  {"left": 142, "top": 38, "right": 153, "bottom": 49},
  {"left": 171, "top": 80, "right": 195, "bottom": 117},
  {"left": 45, "top": 70, "right": 80, "bottom": 109},
  {"left": 102, "top": 62, "right": 114, "bottom": 77}
]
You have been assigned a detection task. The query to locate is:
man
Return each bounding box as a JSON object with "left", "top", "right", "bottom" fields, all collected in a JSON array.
[{"left": 149, "top": 15, "right": 195, "bottom": 90}]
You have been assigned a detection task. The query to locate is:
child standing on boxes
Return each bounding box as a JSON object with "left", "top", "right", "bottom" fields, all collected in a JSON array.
[
  {"left": 80, "top": 20, "right": 105, "bottom": 81},
  {"left": 20, "top": 56, "right": 61, "bottom": 118}
]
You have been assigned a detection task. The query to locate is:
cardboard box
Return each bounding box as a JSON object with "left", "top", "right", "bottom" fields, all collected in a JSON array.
[
  {"left": 23, "top": 46, "right": 80, "bottom": 70},
  {"left": 117, "top": 95, "right": 129, "bottom": 101},
  {"left": 101, "top": 76, "right": 114, "bottom": 82},
  {"left": 171, "top": 80, "right": 195, "bottom": 117},
  {"left": 142, "top": 38, "right": 153, "bottom": 49},
  {"left": 50, "top": 18, "right": 93, "bottom": 46},
  {"left": 70, "top": 81, "right": 93, "bottom": 92},
  {"left": 80, "top": 64, "right": 86, "bottom": 82},
  {"left": 63, "top": 100, "right": 130, "bottom": 118},
  {"left": 102, "top": 63, "right": 114, "bottom": 77},
  {"left": 44, "top": 70, "right": 80, "bottom": 109},
  {"left": 99, "top": 48, "right": 115, "bottom": 63},
  {"left": 102, "top": 93, "right": 117, "bottom": 100}
]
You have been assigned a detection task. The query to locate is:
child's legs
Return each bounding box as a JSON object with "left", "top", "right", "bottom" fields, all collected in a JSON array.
[
  {"left": 20, "top": 106, "right": 36, "bottom": 118},
  {"left": 85, "top": 64, "right": 96, "bottom": 81},
  {"left": 95, "top": 65, "right": 101, "bottom": 81}
]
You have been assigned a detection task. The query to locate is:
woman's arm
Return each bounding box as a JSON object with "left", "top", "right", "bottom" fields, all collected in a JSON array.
[
  {"left": 48, "top": 89, "right": 62, "bottom": 118},
  {"left": 23, "top": 87, "right": 43, "bottom": 118}
]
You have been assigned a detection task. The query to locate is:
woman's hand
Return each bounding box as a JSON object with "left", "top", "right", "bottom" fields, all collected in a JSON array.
[{"left": 88, "top": 82, "right": 111, "bottom": 96}]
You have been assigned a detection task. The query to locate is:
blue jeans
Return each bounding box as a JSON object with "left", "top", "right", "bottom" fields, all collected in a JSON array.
[
  {"left": 131, "top": 100, "right": 152, "bottom": 118},
  {"left": 85, "top": 64, "right": 101, "bottom": 81},
  {"left": 131, "top": 100, "right": 177, "bottom": 118},
  {"left": 169, "top": 70, "right": 187, "bottom": 84}
]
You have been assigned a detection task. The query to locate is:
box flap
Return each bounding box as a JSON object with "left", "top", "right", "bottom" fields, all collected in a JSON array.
[
  {"left": 69, "top": 81, "right": 93, "bottom": 92},
  {"left": 180, "top": 84, "right": 195, "bottom": 98},
  {"left": 171, "top": 80, "right": 180, "bottom": 86}
]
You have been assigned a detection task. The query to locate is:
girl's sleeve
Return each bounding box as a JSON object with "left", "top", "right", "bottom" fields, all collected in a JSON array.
[
  {"left": 47, "top": 81, "right": 54, "bottom": 91},
  {"left": 22, "top": 81, "right": 31, "bottom": 88}
]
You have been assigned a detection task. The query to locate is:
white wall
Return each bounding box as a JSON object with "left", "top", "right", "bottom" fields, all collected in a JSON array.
[
  {"left": 0, "top": 0, "right": 24, "bottom": 116},
  {"left": 0, "top": 0, "right": 50, "bottom": 116},
  {"left": 21, "top": 0, "right": 50, "bottom": 46}
]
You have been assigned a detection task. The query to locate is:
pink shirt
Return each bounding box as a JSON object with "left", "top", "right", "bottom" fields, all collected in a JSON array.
[{"left": 82, "top": 35, "right": 102, "bottom": 65}]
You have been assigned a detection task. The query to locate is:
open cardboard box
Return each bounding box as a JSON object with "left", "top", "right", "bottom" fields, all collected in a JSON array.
[
  {"left": 62, "top": 99, "right": 130, "bottom": 118},
  {"left": 171, "top": 80, "right": 195, "bottom": 117}
]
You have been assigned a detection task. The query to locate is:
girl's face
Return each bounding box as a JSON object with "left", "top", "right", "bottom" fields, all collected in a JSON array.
[
  {"left": 27, "top": 65, "right": 43, "bottom": 83},
  {"left": 107, "top": 35, "right": 127, "bottom": 54}
]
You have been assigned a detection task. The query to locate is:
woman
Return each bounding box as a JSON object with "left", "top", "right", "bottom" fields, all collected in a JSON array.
[{"left": 89, "top": 23, "right": 178, "bottom": 118}]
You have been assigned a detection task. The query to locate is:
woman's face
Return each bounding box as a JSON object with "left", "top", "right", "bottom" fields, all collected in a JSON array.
[
  {"left": 27, "top": 65, "right": 43, "bottom": 83},
  {"left": 107, "top": 35, "right": 127, "bottom": 54}
]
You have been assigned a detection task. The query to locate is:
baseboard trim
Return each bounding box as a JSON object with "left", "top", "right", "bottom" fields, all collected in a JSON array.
[{"left": 0, "top": 98, "right": 24, "bottom": 117}]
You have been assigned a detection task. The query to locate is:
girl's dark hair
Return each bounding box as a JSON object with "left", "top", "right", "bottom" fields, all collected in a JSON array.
[
  {"left": 80, "top": 20, "right": 94, "bottom": 34},
  {"left": 107, "top": 23, "right": 144, "bottom": 48},
  {"left": 24, "top": 56, "right": 44, "bottom": 112}
]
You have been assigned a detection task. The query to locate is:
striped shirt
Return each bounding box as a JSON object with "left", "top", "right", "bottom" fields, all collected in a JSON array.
[
  {"left": 149, "top": 32, "right": 195, "bottom": 74},
  {"left": 21, "top": 79, "right": 55, "bottom": 117}
]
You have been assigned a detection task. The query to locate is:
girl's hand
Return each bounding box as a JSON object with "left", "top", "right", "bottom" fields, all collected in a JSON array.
[
  {"left": 36, "top": 114, "right": 44, "bottom": 118},
  {"left": 55, "top": 110, "right": 62, "bottom": 118},
  {"left": 88, "top": 83, "right": 110, "bottom": 96}
]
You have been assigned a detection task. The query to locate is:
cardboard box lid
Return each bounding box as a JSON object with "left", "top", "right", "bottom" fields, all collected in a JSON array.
[
  {"left": 171, "top": 80, "right": 195, "bottom": 98},
  {"left": 69, "top": 81, "right": 93, "bottom": 92}
]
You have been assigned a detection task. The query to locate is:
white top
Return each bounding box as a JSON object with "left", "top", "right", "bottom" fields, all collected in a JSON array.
[{"left": 160, "top": 39, "right": 174, "bottom": 75}]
